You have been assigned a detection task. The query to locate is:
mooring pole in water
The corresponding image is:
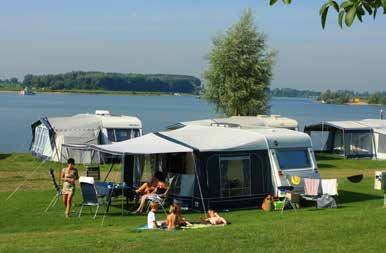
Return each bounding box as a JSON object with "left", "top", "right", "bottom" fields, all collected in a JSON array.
[{"left": 380, "top": 109, "right": 384, "bottom": 120}]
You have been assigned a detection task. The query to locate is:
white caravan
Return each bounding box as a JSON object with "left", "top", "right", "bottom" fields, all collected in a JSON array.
[{"left": 168, "top": 115, "right": 299, "bottom": 131}]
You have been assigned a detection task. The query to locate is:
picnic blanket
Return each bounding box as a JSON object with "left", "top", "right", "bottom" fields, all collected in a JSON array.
[
  {"left": 184, "top": 223, "right": 226, "bottom": 229},
  {"left": 136, "top": 223, "right": 226, "bottom": 230}
]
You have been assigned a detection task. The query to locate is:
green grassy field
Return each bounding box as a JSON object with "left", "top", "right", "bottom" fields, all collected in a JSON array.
[{"left": 0, "top": 153, "right": 385, "bottom": 253}]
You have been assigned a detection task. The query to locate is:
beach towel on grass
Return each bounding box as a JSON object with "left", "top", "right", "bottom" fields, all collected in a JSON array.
[
  {"left": 304, "top": 178, "right": 320, "bottom": 196},
  {"left": 184, "top": 223, "right": 226, "bottom": 230},
  {"left": 321, "top": 179, "right": 338, "bottom": 196},
  {"left": 136, "top": 223, "right": 226, "bottom": 231}
]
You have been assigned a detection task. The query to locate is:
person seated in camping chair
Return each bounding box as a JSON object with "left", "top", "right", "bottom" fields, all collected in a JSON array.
[
  {"left": 204, "top": 209, "right": 228, "bottom": 225},
  {"left": 134, "top": 175, "right": 158, "bottom": 214},
  {"left": 61, "top": 158, "right": 79, "bottom": 218},
  {"left": 152, "top": 171, "right": 169, "bottom": 195},
  {"left": 135, "top": 171, "right": 169, "bottom": 214}
]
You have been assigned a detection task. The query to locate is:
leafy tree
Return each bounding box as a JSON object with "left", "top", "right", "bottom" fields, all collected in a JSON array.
[
  {"left": 368, "top": 91, "right": 382, "bottom": 104},
  {"left": 269, "top": 0, "right": 386, "bottom": 29},
  {"left": 318, "top": 89, "right": 354, "bottom": 104},
  {"left": 381, "top": 95, "right": 386, "bottom": 105},
  {"left": 203, "top": 9, "right": 276, "bottom": 116}
]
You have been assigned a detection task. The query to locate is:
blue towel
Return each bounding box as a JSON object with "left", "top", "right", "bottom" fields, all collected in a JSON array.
[{"left": 136, "top": 224, "right": 149, "bottom": 230}]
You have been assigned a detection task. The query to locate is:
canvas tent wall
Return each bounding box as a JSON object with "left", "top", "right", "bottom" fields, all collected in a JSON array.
[
  {"left": 31, "top": 115, "right": 102, "bottom": 162},
  {"left": 168, "top": 115, "right": 299, "bottom": 131},
  {"left": 31, "top": 112, "right": 143, "bottom": 163},
  {"left": 304, "top": 120, "right": 381, "bottom": 159},
  {"left": 66, "top": 125, "right": 312, "bottom": 211},
  {"left": 360, "top": 119, "right": 386, "bottom": 160}
]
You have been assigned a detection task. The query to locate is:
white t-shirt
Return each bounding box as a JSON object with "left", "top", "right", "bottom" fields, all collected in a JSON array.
[{"left": 147, "top": 211, "right": 157, "bottom": 229}]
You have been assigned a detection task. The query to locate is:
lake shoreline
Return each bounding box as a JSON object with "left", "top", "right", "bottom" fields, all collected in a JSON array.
[{"left": 0, "top": 89, "right": 195, "bottom": 96}]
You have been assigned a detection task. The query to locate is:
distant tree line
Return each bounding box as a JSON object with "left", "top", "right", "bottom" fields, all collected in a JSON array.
[
  {"left": 0, "top": 78, "right": 20, "bottom": 85},
  {"left": 368, "top": 92, "right": 386, "bottom": 105},
  {"left": 270, "top": 88, "right": 321, "bottom": 98},
  {"left": 22, "top": 71, "right": 202, "bottom": 94},
  {"left": 318, "top": 89, "right": 386, "bottom": 105},
  {"left": 318, "top": 89, "right": 354, "bottom": 104},
  {"left": 269, "top": 88, "right": 386, "bottom": 105}
]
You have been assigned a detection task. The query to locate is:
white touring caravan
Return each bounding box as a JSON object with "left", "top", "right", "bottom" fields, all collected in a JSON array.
[
  {"left": 247, "top": 127, "right": 320, "bottom": 196},
  {"left": 30, "top": 110, "right": 142, "bottom": 162},
  {"left": 168, "top": 115, "right": 299, "bottom": 131}
]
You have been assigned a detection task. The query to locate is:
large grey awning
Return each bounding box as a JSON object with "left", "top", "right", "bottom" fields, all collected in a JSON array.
[{"left": 90, "top": 133, "right": 193, "bottom": 155}]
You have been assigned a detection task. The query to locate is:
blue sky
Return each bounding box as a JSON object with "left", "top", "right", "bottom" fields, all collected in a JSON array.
[{"left": 1, "top": 0, "right": 385, "bottom": 91}]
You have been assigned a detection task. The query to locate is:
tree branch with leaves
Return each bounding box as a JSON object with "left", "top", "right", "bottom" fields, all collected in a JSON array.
[{"left": 269, "top": 0, "right": 386, "bottom": 28}]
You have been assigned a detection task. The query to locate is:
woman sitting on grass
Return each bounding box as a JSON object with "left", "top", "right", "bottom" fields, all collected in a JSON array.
[
  {"left": 61, "top": 158, "right": 79, "bottom": 218},
  {"left": 204, "top": 209, "right": 228, "bottom": 225}
]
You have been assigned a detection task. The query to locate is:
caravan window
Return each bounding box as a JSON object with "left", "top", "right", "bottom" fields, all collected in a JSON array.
[
  {"left": 107, "top": 129, "right": 115, "bottom": 141},
  {"left": 114, "top": 129, "right": 131, "bottom": 142},
  {"left": 107, "top": 128, "right": 140, "bottom": 142},
  {"left": 219, "top": 156, "right": 251, "bottom": 197},
  {"left": 276, "top": 149, "right": 311, "bottom": 170}
]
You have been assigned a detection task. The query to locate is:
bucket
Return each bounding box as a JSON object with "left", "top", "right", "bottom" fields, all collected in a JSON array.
[{"left": 273, "top": 200, "right": 283, "bottom": 210}]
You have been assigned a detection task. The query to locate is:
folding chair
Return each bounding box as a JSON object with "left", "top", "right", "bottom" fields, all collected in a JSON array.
[
  {"left": 146, "top": 194, "right": 168, "bottom": 215},
  {"left": 145, "top": 175, "right": 177, "bottom": 215},
  {"left": 86, "top": 166, "right": 101, "bottom": 181},
  {"left": 45, "top": 168, "right": 62, "bottom": 212},
  {"left": 78, "top": 177, "right": 108, "bottom": 219},
  {"left": 277, "top": 186, "right": 297, "bottom": 214}
]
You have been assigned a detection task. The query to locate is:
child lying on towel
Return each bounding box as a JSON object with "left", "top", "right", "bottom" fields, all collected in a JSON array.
[{"left": 204, "top": 209, "right": 228, "bottom": 225}]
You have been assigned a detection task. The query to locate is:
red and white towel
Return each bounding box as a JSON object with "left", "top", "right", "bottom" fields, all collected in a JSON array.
[{"left": 304, "top": 178, "right": 320, "bottom": 196}]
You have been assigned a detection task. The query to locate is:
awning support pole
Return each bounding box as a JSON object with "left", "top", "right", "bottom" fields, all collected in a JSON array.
[
  {"left": 121, "top": 155, "right": 125, "bottom": 216},
  {"left": 104, "top": 163, "right": 115, "bottom": 182},
  {"left": 192, "top": 153, "right": 206, "bottom": 216}
]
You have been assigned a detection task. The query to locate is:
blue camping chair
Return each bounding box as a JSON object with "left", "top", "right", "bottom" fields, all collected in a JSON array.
[{"left": 78, "top": 177, "right": 109, "bottom": 219}]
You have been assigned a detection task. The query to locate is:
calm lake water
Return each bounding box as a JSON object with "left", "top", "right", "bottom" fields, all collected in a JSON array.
[{"left": 0, "top": 92, "right": 385, "bottom": 153}]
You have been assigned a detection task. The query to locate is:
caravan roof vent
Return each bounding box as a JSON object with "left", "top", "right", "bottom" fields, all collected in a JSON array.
[
  {"left": 95, "top": 110, "right": 111, "bottom": 116},
  {"left": 210, "top": 122, "right": 241, "bottom": 128}
]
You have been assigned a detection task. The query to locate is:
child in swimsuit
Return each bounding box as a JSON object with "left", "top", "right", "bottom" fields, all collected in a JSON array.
[{"left": 205, "top": 209, "right": 227, "bottom": 225}]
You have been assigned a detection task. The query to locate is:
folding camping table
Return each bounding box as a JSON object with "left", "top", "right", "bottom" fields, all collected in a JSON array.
[
  {"left": 278, "top": 186, "right": 297, "bottom": 214},
  {"left": 94, "top": 182, "right": 135, "bottom": 212}
]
